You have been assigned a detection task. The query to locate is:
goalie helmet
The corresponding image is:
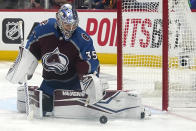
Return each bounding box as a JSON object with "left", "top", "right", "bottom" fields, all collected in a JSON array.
[{"left": 56, "top": 4, "right": 79, "bottom": 40}]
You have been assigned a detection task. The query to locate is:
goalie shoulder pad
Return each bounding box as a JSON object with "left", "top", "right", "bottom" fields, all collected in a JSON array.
[{"left": 6, "top": 47, "right": 38, "bottom": 84}]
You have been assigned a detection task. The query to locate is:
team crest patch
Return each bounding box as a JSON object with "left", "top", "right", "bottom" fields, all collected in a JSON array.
[
  {"left": 81, "top": 33, "right": 90, "bottom": 41},
  {"left": 42, "top": 47, "right": 69, "bottom": 75}
]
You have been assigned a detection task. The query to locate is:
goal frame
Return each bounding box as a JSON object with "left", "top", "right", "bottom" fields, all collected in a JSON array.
[{"left": 116, "top": 0, "right": 169, "bottom": 111}]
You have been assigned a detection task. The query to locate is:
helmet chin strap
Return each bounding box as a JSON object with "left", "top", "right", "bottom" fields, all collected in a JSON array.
[{"left": 62, "top": 31, "right": 71, "bottom": 40}]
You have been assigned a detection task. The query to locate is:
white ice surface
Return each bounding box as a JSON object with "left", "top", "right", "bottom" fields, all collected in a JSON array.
[{"left": 0, "top": 61, "right": 196, "bottom": 131}]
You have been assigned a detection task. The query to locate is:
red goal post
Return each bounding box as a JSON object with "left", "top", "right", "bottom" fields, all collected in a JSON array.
[{"left": 116, "top": 0, "right": 196, "bottom": 111}]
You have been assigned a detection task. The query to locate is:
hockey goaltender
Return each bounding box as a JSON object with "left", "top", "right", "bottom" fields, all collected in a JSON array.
[{"left": 6, "top": 4, "right": 145, "bottom": 122}]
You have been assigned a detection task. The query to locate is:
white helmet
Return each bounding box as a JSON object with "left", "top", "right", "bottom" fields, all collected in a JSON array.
[{"left": 56, "top": 4, "right": 79, "bottom": 40}]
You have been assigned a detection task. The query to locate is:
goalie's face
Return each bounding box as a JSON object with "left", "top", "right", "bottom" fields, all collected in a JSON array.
[
  {"left": 56, "top": 4, "right": 79, "bottom": 40},
  {"left": 61, "top": 22, "right": 77, "bottom": 35}
]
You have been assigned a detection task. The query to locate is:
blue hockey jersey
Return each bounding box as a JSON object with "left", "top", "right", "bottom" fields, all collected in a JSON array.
[
  {"left": 190, "top": 0, "right": 196, "bottom": 9},
  {"left": 25, "top": 18, "right": 100, "bottom": 95}
]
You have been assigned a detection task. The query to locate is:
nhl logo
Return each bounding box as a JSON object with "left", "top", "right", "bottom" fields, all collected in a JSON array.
[
  {"left": 2, "top": 18, "right": 24, "bottom": 44},
  {"left": 6, "top": 22, "right": 21, "bottom": 41}
]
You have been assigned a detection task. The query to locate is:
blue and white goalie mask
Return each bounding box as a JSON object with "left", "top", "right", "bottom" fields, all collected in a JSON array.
[{"left": 56, "top": 4, "right": 79, "bottom": 40}]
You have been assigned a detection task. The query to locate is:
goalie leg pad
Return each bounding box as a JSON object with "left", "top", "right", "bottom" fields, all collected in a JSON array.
[
  {"left": 17, "top": 86, "right": 26, "bottom": 113},
  {"left": 53, "top": 89, "right": 144, "bottom": 119},
  {"left": 28, "top": 86, "right": 43, "bottom": 118},
  {"left": 53, "top": 89, "right": 89, "bottom": 118},
  {"left": 17, "top": 86, "right": 44, "bottom": 118}
]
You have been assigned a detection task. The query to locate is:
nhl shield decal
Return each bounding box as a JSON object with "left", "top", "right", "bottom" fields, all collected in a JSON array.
[{"left": 2, "top": 18, "right": 24, "bottom": 44}]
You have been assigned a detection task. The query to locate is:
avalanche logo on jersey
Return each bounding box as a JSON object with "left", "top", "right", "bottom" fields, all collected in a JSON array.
[{"left": 42, "top": 47, "right": 69, "bottom": 75}]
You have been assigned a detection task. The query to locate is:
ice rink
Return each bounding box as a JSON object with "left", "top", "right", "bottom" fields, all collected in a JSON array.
[{"left": 0, "top": 61, "right": 196, "bottom": 131}]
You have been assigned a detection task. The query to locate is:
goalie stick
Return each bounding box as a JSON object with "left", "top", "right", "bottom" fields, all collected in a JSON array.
[{"left": 18, "top": 21, "right": 33, "bottom": 120}]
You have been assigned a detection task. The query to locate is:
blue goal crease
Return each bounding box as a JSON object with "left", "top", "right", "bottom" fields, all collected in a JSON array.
[{"left": 0, "top": 98, "right": 17, "bottom": 111}]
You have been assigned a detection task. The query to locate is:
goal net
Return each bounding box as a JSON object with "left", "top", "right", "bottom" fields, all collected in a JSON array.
[{"left": 117, "top": 0, "right": 196, "bottom": 110}]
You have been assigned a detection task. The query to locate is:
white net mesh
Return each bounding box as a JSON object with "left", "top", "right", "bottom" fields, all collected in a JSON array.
[
  {"left": 121, "top": 0, "right": 196, "bottom": 108},
  {"left": 168, "top": 0, "right": 196, "bottom": 107}
]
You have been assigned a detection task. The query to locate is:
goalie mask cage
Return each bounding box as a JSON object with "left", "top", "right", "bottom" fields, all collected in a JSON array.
[{"left": 117, "top": 0, "right": 196, "bottom": 111}]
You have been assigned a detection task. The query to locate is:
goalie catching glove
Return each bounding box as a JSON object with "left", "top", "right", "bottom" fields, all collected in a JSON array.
[
  {"left": 80, "top": 74, "right": 109, "bottom": 105},
  {"left": 6, "top": 46, "right": 38, "bottom": 84}
]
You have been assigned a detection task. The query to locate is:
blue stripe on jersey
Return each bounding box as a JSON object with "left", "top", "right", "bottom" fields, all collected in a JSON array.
[
  {"left": 70, "top": 27, "right": 100, "bottom": 74},
  {"left": 25, "top": 18, "right": 60, "bottom": 49}
]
